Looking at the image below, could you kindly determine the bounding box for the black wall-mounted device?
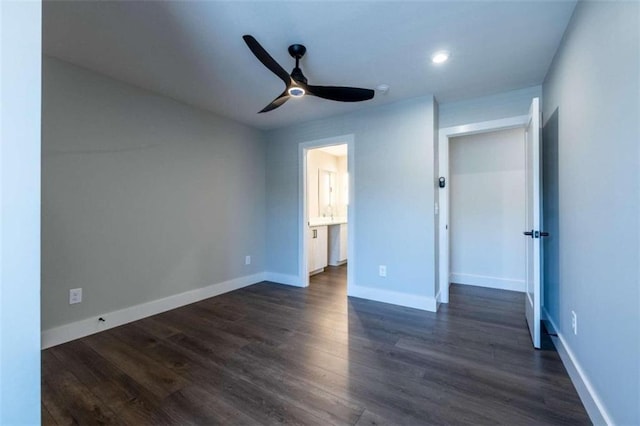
[439,177,446,188]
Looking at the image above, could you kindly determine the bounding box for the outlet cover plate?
[69,288,82,304]
[379,265,387,277]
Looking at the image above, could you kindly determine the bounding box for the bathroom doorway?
[299,135,354,291]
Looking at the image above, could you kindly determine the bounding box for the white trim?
[544,308,613,426]
[298,135,355,292]
[264,272,304,287]
[41,273,265,349]
[439,115,529,140]
[438,114,529,307]
[349,285,437,312]
[524,97,542,348]
[450,272,524,292]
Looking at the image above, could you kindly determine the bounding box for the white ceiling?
[43,1,576,130]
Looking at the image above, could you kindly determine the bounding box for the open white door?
[524,98,542,348]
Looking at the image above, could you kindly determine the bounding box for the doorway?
[438,98,543,348]
[438,115,529,304]
[299,135,354,291]
[448,128,526,293]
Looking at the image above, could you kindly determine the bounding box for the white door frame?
[438,115,528,304]
[299,134,355,291]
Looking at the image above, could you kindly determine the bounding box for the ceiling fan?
[242,35,375,113]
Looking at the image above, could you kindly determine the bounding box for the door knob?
[523,230,549,238]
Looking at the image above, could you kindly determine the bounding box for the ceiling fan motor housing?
[288,44,307,59]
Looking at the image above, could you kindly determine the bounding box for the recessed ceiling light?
[376,84,390,94]
[288,86,305,97]
[431,51,450,64]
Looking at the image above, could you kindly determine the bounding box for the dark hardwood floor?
[42,265,590,425]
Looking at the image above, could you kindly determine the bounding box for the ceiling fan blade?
[259,90,290,113]
[305,85,374,102]
[243,35,292,86]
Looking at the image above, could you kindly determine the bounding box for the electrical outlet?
[571,310,578,335]
[69,288,82,304]
[245,255,251,265]
[379,265,387,277]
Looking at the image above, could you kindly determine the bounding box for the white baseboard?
[450,272,524,292]
[543,308,612,425]
[41,272,265,349]
[263,272,304,287]
[348,284,437,312]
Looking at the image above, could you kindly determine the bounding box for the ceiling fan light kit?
[287,87,305,97]
[243,35,375,113]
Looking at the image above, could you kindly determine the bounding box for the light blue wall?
[0,1,42,423]
[42,57,267,330]
[542,1,639,423]
[266,97,436,301]
[439,85,541,128]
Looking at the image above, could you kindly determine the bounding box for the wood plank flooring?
[42,265,590,425]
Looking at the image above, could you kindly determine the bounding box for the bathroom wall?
[307,147,348,221]
[307,149,338,220]
[337,155,348,217]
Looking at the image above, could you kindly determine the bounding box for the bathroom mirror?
[318,169,336,217]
